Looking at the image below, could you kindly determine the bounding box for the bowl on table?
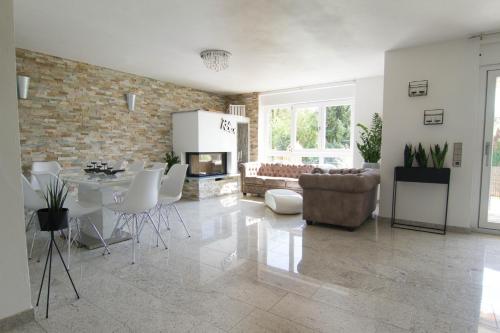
[103,169,125,175]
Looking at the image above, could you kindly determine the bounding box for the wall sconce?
[17,75,30,99]
[126,93,136,111]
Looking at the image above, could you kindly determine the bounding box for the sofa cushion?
[263,177,286,188]
[245,176,265,185]
[271,164,314,178]
[257,163,276,177]
[299,169,380,193]
[285,178,301,189]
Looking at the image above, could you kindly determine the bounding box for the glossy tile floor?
[10,195,500,332]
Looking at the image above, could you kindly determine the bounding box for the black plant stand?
[36,231,80,318]
[391,167,450,235]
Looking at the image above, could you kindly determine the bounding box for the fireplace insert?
[186,152,227,177]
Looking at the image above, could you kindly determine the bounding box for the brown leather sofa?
[239,162,314,196]
[299,168,380,229]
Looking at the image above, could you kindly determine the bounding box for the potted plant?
[37,179,69,231]
[415,143,429,168]
[404,144,415,168]
[430,142,448,168]
[164,151,180,174]
[356,113,383,169]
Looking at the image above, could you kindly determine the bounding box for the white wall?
[379,38,482,228]
[353,76,384,168]
[0,0,33,320]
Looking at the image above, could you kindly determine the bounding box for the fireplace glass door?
[186,152,227,177]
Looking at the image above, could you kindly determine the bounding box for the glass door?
[479,69,500,229]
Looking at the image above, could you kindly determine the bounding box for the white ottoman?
[265,189,303,214]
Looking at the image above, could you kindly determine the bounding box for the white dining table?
[60,170,136,249]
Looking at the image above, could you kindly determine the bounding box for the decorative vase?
[362,162,380,169]
[37,208,69,231]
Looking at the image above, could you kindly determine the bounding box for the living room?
[2,1,500,332]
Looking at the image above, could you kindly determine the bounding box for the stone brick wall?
[226,93,259,161]
[16,48,228,172]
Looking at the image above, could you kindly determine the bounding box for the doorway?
[479,68,500,230]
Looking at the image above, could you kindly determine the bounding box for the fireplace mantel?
[172,110,249,175]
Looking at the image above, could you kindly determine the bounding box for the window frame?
[264,98,354,166]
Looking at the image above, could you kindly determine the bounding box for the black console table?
[391,167,450,235]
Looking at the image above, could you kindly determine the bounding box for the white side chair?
[157,164,190,238]
[31,161,62,190]
[22,175,46,259]
[34,172,110,267]
[106,169,166,264]
[150,162,166,170]
[112,160,145,201]
[127,160,145,172]
[112,159,128,170]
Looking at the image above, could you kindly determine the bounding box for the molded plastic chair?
[112,159,128,170]
[31,161,62,190]
[157,164,190,237]
[22,175,46,259]
[127,160,145,173]
[106,169,166,263]
[33,172,110,267]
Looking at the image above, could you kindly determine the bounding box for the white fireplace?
[172,110,249,176]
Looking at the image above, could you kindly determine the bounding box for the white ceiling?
[13,0,500,94]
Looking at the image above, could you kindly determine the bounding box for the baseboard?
[0,308,34,331]
[376,216,472,234]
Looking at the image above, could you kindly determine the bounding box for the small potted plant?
[415,143,429,168]
[430,142,448,168]
[404,144,415,168]
[164,151,180,174]
[357,113,382,169]
[37,179,69,231]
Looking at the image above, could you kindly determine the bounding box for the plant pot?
[362,162,380,169]
[37,208,69,231]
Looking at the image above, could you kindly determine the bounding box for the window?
[269,108,292,151]
[265,101,353,167]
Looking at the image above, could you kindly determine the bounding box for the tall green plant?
[41,179,68,211]
[356,113,383,163]
[404,144,415,168]
[415,143,429,167]
[430,142,448,168]
[164,151,180,174]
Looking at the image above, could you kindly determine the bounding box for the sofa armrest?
[239,162,262,178]
[299,170,380,193]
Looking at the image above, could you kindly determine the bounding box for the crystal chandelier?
[200,49,231,72]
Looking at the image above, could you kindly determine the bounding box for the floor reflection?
[22,194,500,333]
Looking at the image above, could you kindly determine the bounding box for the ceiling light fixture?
[200,49,231,72]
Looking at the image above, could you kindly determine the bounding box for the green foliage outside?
[270,108,291,151]
[325,105,351,149]
[270,105,351,151]
[492,144,500,166]
[296,109,319,149]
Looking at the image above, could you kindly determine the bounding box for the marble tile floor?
[9,194,500,332]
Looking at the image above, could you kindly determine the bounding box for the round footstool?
[265,189,303,214]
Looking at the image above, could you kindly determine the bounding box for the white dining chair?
[150,162,167,170]
[106,169,166,264]
[31,161,62,190]
[127,160,145,172]
[34,172,111,268]
[112,159,128,170]
[22,175,46,259]
[156,164,190,238]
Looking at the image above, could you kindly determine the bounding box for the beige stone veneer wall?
[16,48,229,172]
[225,93,259,161]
